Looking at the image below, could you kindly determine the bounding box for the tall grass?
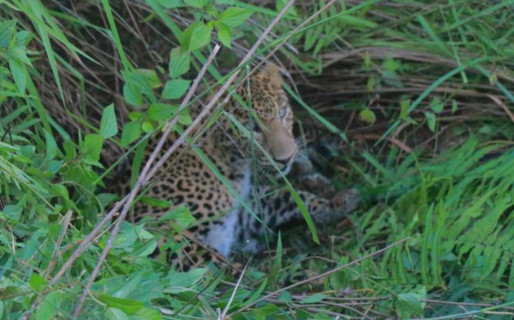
[1,0,514,319]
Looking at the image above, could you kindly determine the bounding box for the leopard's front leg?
[237,187,359,251]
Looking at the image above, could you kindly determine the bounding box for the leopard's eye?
[278,106,288,118]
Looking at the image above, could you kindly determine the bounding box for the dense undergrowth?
[1,0,514,318]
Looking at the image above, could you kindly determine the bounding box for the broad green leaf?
[451,99,458,113]
[184,0,205,8]
[106,308,129,320]
[29,273,47,292]
[140,69,161,89]
[159,205,195,229]
[179,109,193,125]
[399,98,410,119]
[429,96,444,113]
[425,111,436,132]
[139,196,172,208]
[300,293,325,304]
[180,22,212,52]
[219,7,253,27]
[142,121,154,133]
[36,291,60,320]
[63,140,76,160]
[162,79,191,99]
[216,23,232,48]
[82,134,104,162]
[397,290,425,317]
[100,104,118,138]
[157,0,183,9]
[123,69,159,94]
[129,111,142,121]
[9,57,27,93]
[15,30,33,47]
[45,130,57,160]
[123,83,143,106]
[148,103,178,121]
[0,20,16,48]
[131,307,162,320]
[359,108,376,124]
[99,294,144,314]
[164,268,207,294]
[121,120,142,146]
[169,48,190,78]
[278,291,292,303]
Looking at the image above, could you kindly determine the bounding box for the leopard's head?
[234,64,298,173]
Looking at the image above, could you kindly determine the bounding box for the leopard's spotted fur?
[113,65,360,270]
[36,63,360,270]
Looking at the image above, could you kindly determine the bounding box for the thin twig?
[44,210,73,280]
[230,237,409,316]
[218,260,250,320]
[72,45,221,318]
[487,94,514,124]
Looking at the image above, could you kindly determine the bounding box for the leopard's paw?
[299,173,336,197]
[329,188,360,213]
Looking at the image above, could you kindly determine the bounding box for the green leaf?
[180,21,212,52]
[359,108,376,124]
[30,273,47,292]
[276,0,298,17]
[121,120,142,147]
[399,98,410,119]
[63,140,76,160]
[429,96,444,113]
[169,48,190,78]
[140,69,161,89]
[179,109,193,125]
[139,196,172,208]
[9,57,27,93]
[164,268,207,294]
[106,308,129,320]
[100,104,118,138]
[131,307,162,320]
[99,294,144,315]
[219,7,253,27]
[159,205,195,229]
[123,83,143,106]
[451,99,458,113]
[300,293,325,304]
[142,121,154,133]
[425,112,436,132]
[397,290,425,317]
[157,0,183,9]
[0,20,16,48]
[162,79,191,99]
[216,23,232,48]
[278,291,292,303]
[36,291,60,320]
[82,134,104,162]
[184,0,205,8]
[45,130,58,160]
[129,111,142,121]
[148,103,178,121]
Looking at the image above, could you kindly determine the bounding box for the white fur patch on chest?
[200,166,251,257]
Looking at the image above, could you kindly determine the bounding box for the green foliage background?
[1,0,514,318]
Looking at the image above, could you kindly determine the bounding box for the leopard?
[118,64,361,270]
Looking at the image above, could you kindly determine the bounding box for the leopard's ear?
[259,62,283,87]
